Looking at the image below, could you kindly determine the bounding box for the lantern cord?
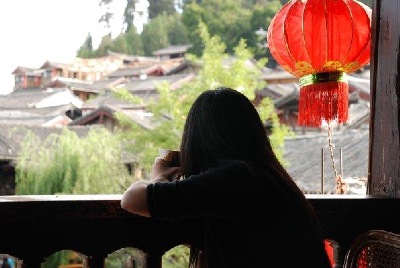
[328,122,347,194]
[327,122,338,179]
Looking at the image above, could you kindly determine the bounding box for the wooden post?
[321,148,324,194]
[368,0,400,197]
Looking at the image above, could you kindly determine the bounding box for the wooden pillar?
[145,254,162,268]
[87,254,106,268]
[368,0,400,196]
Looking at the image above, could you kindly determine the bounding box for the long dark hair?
[179,87,319,267]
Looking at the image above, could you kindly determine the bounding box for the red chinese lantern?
[267,0,372,127]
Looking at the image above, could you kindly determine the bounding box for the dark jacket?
[147,160,331,268]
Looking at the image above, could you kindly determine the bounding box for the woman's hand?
[120,156,182,217]
[150,157,182,182]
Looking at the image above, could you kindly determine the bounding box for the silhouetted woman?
[121,87,331,267]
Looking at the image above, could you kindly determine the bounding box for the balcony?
[1,194,400,267]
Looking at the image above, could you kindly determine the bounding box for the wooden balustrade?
[1,194,400,267]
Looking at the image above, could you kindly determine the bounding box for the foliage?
[248,1,282,60]
[141,13,189,56]
[166,14,190,45]
[162,245,190,268]
[114,21,291,175]
[124,26,145,55]
[148,0,177,19]
[181,0,284,58]
[76,33,96,58]
[41,250,73,268]
[96,33,115,57]
[123,0,137,32]
[112,33,130,54]
[105,248,146,268]
[243,0,278,8]
[15,127,133,195]
[41,250,87,268]
[87,0,281,61]
[182,0,253,55]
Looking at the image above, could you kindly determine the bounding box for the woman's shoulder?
[214,159,250,170]
[206,159,258,178]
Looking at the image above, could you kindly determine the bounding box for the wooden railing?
[1,194,400,267]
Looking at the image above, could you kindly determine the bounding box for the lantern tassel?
[298,72,349,127]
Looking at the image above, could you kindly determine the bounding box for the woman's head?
[180,87,277,177]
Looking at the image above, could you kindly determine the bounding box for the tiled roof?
[152,44,192,56]
[119,109,155,130]
[69,105,115,126]
[261,68,297,81]
[0,89,82,126]
[107,50,159,63]
[284,129,369,194]
[0,131,19,160]
[81,91,144,110]
[70,105,155,130]
[125,73,194,93]
[0,89,62,109]
[0,106,74,126]
[11,66,38,75]
[346,99,370,129]
[90,77,128,90]
[108,66,146,78]
[43,77,92,89]
[44,77,128,93]
[107,58,189,78]
[40,60,68,69]
[348,77,370,100]
[272,85,299,109]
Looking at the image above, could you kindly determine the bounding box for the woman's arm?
[120,157,181,217]
[120,180,152,217]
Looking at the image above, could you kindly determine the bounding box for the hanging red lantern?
[267,0,371,127]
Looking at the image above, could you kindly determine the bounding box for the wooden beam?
[368,0,400,196]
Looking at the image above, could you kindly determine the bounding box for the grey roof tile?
[81,92,143,110]
[284,129,369,194]
[152,44,192,56]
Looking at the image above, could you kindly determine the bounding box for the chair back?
[343,229,400,268]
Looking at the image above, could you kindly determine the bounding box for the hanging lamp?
[267,0,372,127]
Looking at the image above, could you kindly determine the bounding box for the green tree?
[249,1,282,61]
[140,13,173,56]
[243,0,275,8]
[182,0,252,55]
[77,33,96,58]
[15,127,132,195]
[96,33,115,57]
[115,21,291,174]
[148,0,176,19]
[124,26,145,55]
[179,3,204,56]
[112,33,130,54]
[123,0,137,32]
[166,14,190,45]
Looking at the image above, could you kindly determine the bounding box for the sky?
[0,0,148,95]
